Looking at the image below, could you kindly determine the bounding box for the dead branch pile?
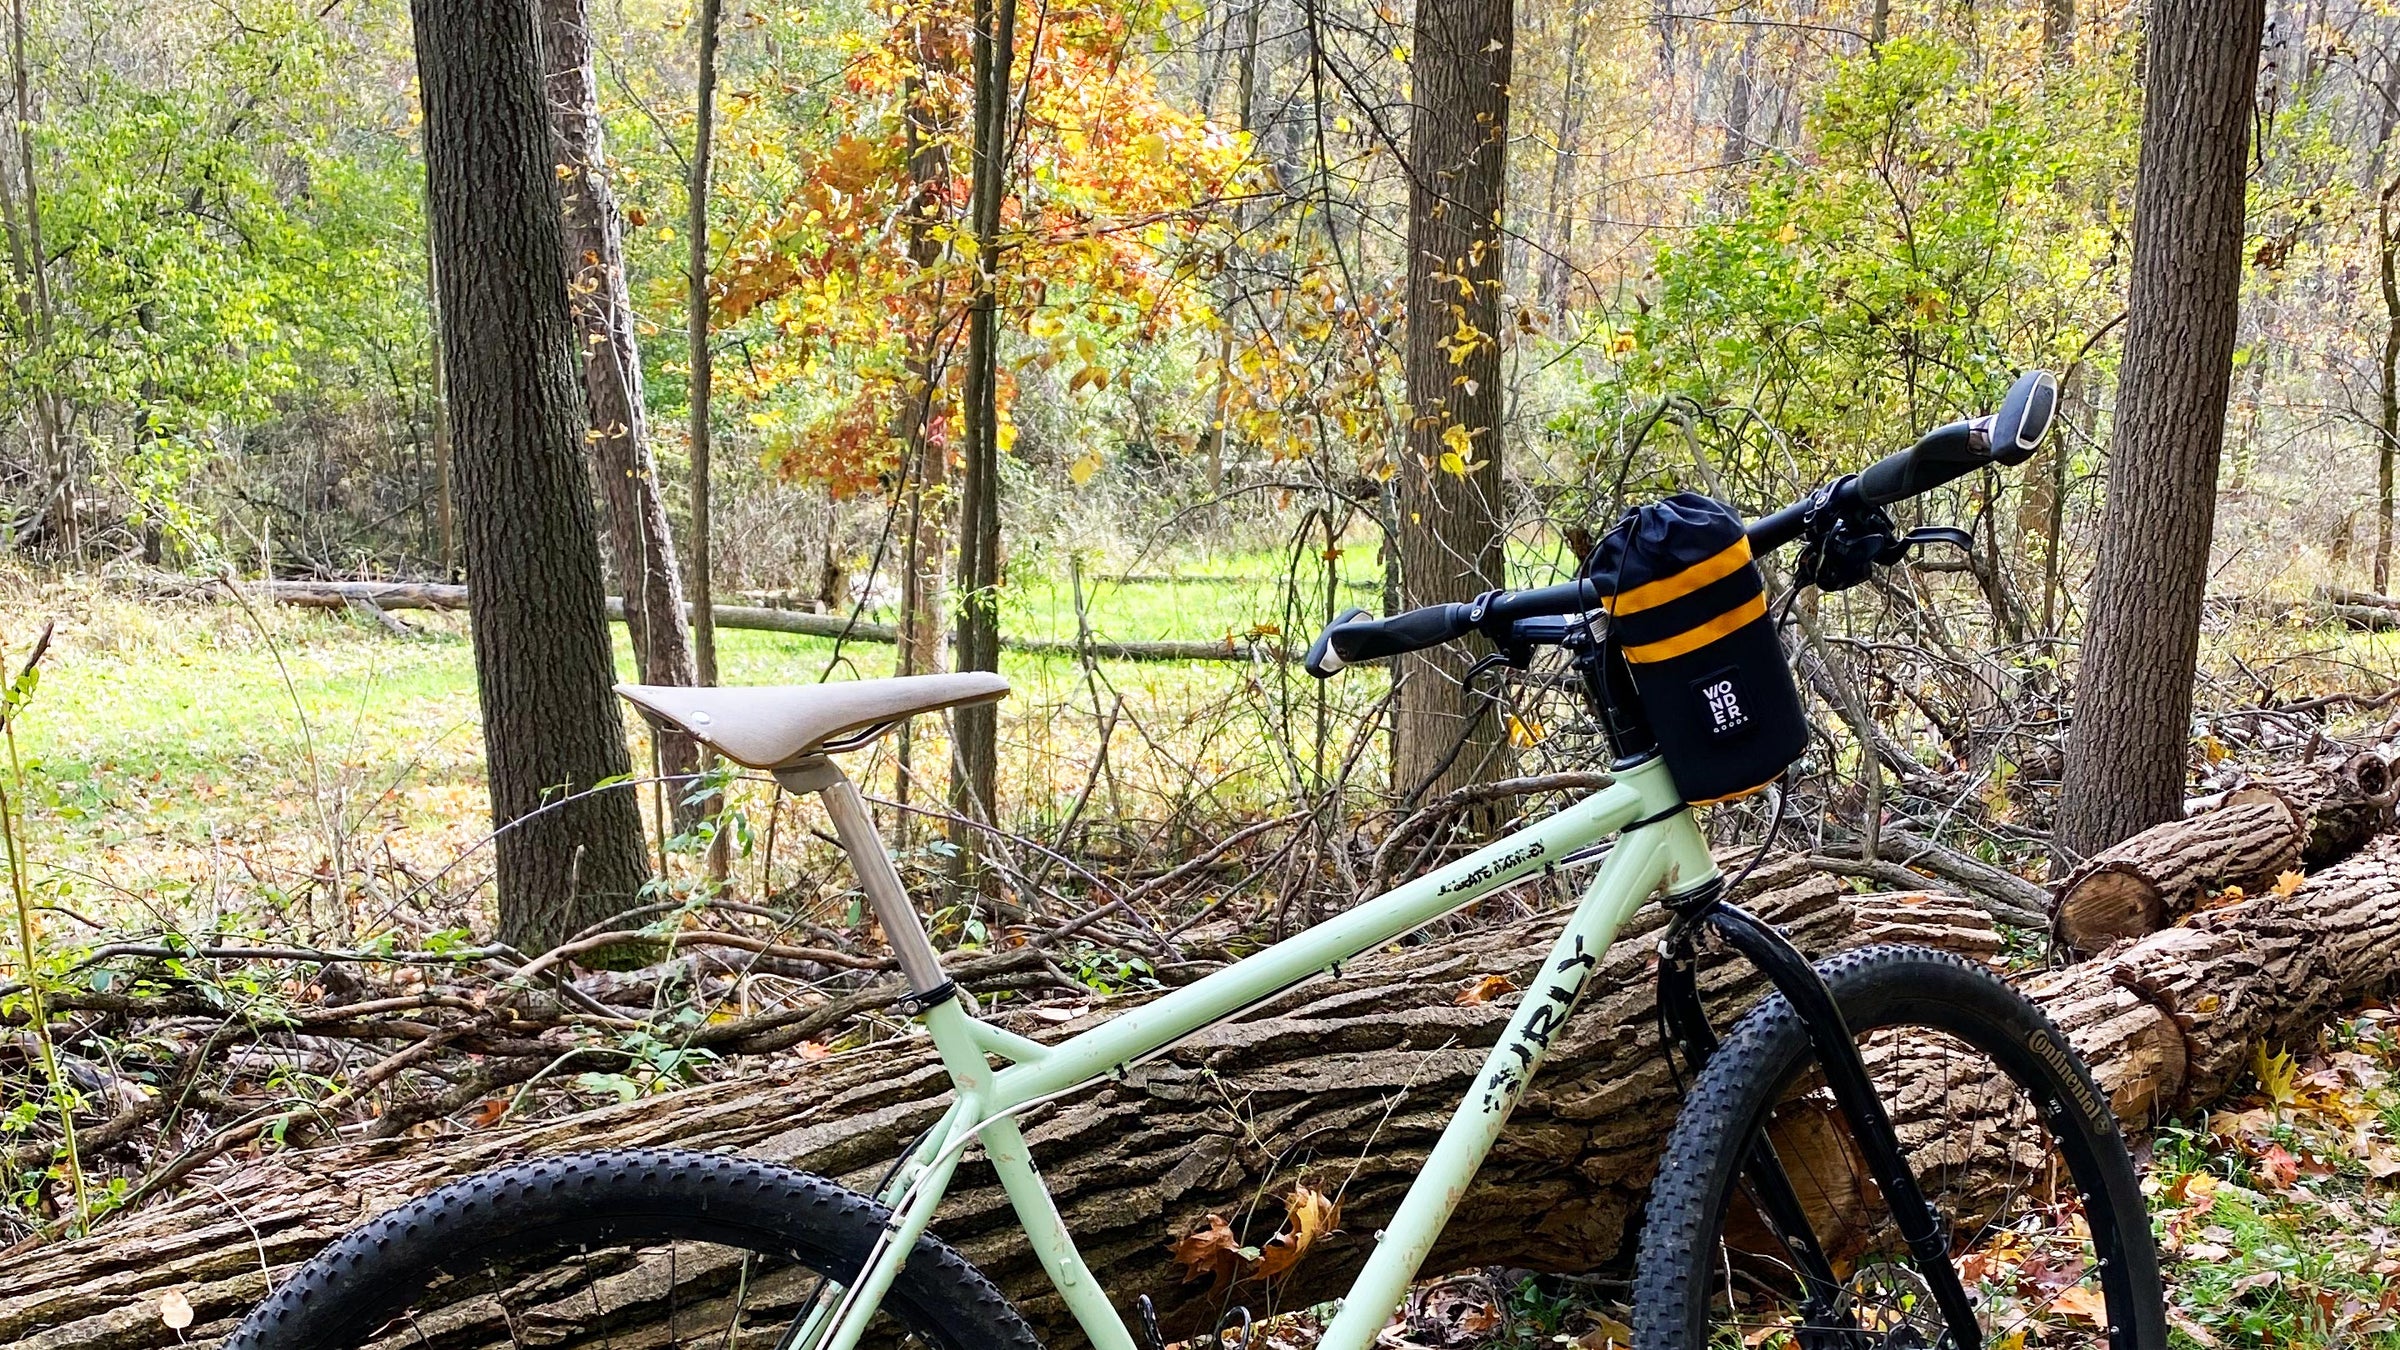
[14,827,2400,1348]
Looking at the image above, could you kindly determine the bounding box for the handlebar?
[1304,370,2058,679]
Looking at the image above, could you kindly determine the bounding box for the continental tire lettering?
[2027,1028,2110,1125]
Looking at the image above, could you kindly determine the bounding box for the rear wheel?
[226,1148,1041,1350]
[1632,946,2165,1348]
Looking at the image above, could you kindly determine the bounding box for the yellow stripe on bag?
[1609,536,1754,616]
[1621,593,1769,663]
[1691,773,1779,806]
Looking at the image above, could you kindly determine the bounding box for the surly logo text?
[1478,935,1600,1112]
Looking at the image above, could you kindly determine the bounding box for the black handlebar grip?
[1853,420,1990,506]
[1304,607,1374,678]
[1988,369,2060,467]
[1306,602,1481,678]
[1337,603,1477,659]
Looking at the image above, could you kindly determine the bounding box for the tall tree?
[540,0,703,804]
[411,0,651,948]
[1393,0,1513,806]
[951,0,1016,842]
[2055,0,2263,858]
[687,0,725,688]
[893,13,955,828]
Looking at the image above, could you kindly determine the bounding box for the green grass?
[0,559,1391,934]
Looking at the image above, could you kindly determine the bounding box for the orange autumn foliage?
[707,0,1245,498]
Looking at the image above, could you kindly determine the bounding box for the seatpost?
[774,757,954,1002]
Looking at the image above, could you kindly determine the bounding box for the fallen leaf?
[2051,1284,2109,1323]
[1169,1214,1246,1295]
[2257,1143,2301,1191]
[1252,1184,1342,1282]
[1455,974,1518,1006]
[1578,1313,1636,1348]
[2273,869,2305,899]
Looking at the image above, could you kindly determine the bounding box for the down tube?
[1317,813,1710,1350]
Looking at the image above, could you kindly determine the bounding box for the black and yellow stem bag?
[1583,493,1808,804]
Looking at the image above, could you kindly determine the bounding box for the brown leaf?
[2051,1284,2109,1323]
[1455,974,1518,1006]
[2257,1143,2301,1191]
[1168,1214,1246,1295]
[1251,1184,1342,1283]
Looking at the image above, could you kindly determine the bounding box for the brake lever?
[1898,526,1974,556]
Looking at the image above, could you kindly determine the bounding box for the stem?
[0,624,86,1231]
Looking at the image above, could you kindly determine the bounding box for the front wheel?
[1633,945,2165,1348]
[226,1148,1042,1350]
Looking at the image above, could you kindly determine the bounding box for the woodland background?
[4,0,2400,1343]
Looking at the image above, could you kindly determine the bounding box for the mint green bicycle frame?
[774,750,1719,1350]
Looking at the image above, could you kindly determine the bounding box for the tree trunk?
[951,0,1016,856]
[1394,0,1512,809]
[410,0,650,951]
[893,21,956,834]
[2055,0,2262,859]
[541,0,704,810]
[2043,0,2074,52]
[2378,176,2398,592]
[687,0,724,689]
[2052,752,2396,956]
[6,0,62,558]
[21,838,2400,1348]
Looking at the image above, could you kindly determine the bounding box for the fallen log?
[243,580,1290,665]
[2052,750,2396,957]
[2218,752,2396,867]
[2319,584,2400,613]
[0,862,1858,1348]
[11,844,2400,1349]
[2051,798,2303,957]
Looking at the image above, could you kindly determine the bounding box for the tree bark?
[1394,0,1512,809]
[19,838,2400,1347]
[410,0,651,951]
[687,0,725,689]
[540,0,704,808]
[2055,0,2262,859]
[893,18,957,833]
[951,0,1016,856]
[2051,798,2302,957]
[2220,753,2398,867]
[2378,175,2398,591]
[2053,752,2396,955]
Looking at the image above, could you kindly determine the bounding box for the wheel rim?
[1701,1019,2136,1349]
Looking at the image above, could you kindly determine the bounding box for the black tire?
[225,1147,1043,1350]
[1633,945,2165,1349]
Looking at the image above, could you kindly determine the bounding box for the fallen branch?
[239,580,1292,664]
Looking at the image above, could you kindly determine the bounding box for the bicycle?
[227,369,2164,1350]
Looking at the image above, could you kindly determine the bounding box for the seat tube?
[776,758,950,997]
